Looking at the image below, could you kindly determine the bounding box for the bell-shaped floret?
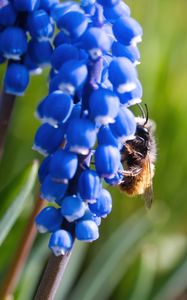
[95,145,120,178]
[79,209,101,226]
[41,175,68,202]
[81,0,96,15]
[4,63,30,95]
[104,162,124,185]
[0,1,17,26]
[98,0,120,7]
[89,88,120,125]
[33,123,65,156]
[78,170,101,203]
[103,1,130,23]
[89,189,112,217]
[51,44,79,71]
[108,57,137,93]
[0,27,27,60]
[97,125,119,147]
[49,229,73,256]
[28,39,53,66]
[35,207,63,233]
[39,0,59,11]
[66,118,96,155]
[49,149,78,180]
[61,195,86,222]
[58,11,88,41]
[64,103,81,128]
[82,27,111,60]
[112,42,140,65]
[75,220,99,241]
[53,31,71,47]
[110,107,136,142]
[38,91,73,126]
[38,156,51,183]
[14,0,40,11]
[50,60,88,95]
[23,53,42,75]
[117,79,142,106]
[27,9,54,41]
[113,16,143,46]
[51,2,80,23]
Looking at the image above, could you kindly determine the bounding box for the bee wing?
[121,166,142,177]
[143,154,154,209]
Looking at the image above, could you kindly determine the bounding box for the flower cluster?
[0,0,61,95]
[34,0,143,256]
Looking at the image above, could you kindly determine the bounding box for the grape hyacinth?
[34,0,143,256]
[0,0,61,95]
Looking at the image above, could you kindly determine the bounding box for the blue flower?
[4,63,30,95]
[39,0,59,12]
[41,175,68,202]
[82,27,111,60]
[14,0,41,11]
[95,145,121,178]
[61,195,86,222]
[28,39,53,66]
[0,1,17,26]
[103,1,130,23]
[37,91,73,126]
[58,11,88,41]
[117,79,142,106]
[49,229,73,256]
[75,220,99,241]
[33,0,144,254]
[33,123,65,156]
[0,27,28,60]
[66,118,96,154]
[51,44,79,71]
[38,156,51,183]
[113,16,143,46]
[97,125,119,147]
[112,41,140,65]
[50,60,88,95]
[49,149,78,181]
[35,206,63,233]
[89,87,120,124]
[89,189,112,217]
[110,107,136,142]
[109,57,137,93]
[78,170,101,203]
[26,9,54,41]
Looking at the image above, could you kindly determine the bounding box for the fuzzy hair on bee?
[119,111,156,209]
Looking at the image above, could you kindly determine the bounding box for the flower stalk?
[34,248,73,300]
[34,54,104,299]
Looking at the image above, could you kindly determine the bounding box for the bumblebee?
[120,105,156,209]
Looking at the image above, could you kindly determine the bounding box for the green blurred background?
[1,0,187,299]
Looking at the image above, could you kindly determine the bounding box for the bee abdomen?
[120,174,145,196]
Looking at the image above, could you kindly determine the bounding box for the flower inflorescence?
[0,0,61,95]
[33,0,143,256]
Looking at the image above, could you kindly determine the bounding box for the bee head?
[136,124,149,141]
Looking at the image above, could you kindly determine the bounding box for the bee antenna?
[137,103,146,119]
[144,103,149,125]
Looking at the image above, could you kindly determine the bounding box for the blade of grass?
[152,256,187,300]
[129,245,157,300]
[15,236,50,300]
[0,160,38,246]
